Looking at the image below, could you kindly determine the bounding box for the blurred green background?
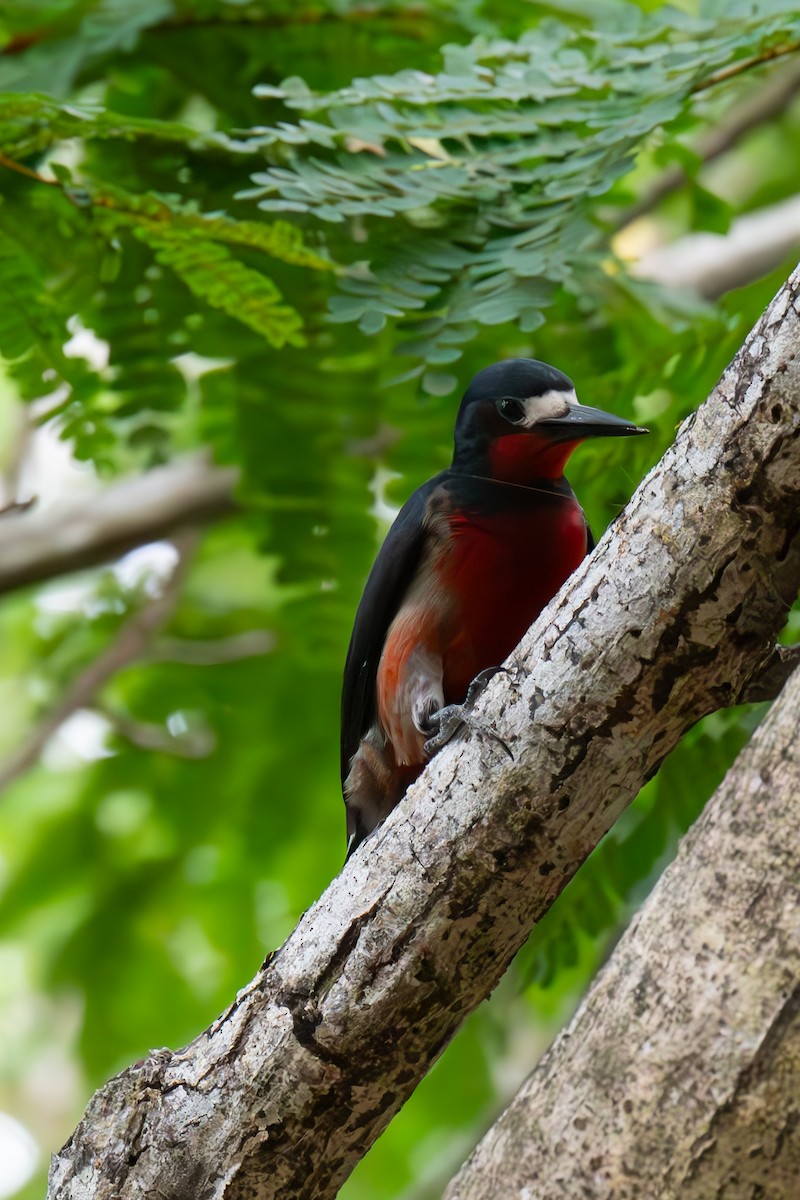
[1,1,799,1196]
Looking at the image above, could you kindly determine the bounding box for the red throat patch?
[488,433,581,483]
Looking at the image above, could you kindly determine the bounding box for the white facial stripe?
[521,387,578,426]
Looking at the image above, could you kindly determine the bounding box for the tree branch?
[48,263,800,1200]
[691,40,800,94]
[618,59,800,228]
[0,456,236,597]
[148,630,275,665]
[737,641,800,703]
[96,702,216,759]
[633,193,800,298]
[0,532,198,795]
[446,660,800,1199]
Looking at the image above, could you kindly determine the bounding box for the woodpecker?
[341,358,647,856]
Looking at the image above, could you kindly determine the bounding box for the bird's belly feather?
[439,502,587,700]
[375,497,587,771]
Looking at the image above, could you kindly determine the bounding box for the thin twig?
[0,150,59,185]
[0,6,433,57]
[0,499,36,517]
[691,41,800,94]
[149,630,275,666]
[618,59,800,229]
[156,5,431,36]
[96,703,216,759]
[1,404,35,513]
[0,531,199,795]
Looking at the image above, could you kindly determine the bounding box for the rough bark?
[48,265,800,1200]
[447,662,800,1200]
[0,456,237,595]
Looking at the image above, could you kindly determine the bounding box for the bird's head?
[452,358,648,483]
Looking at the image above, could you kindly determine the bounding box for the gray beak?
[537,402,648,442]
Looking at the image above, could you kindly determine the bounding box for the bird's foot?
[422,666,513,758]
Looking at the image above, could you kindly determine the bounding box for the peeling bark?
[447,662,800,1200]
[48,264,800,1200]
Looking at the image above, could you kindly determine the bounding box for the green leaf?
[135,227,306,347]
[690,182,733,234]
[239,3,800,367]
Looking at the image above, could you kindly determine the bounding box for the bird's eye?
[496,397,527,425]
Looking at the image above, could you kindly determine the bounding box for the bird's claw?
[422,703,466,755]
[422,666,513,758]
[463,665,510,707]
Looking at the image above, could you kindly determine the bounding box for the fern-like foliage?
[4,4,797,390]
[0,92,247,158]
[0,204,99,407]
[0,0,481,97]
[136,227,305,347]
[2,7,800,1193]
[82,181,335,271]
[242,0,800,386]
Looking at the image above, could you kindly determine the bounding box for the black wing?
[340,474,441,787]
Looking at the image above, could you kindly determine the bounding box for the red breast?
[437,499,588,702]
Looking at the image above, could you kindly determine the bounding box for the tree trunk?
[49,265,800,1200]
[447,661,800,1200]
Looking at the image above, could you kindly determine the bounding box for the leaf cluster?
[1,2,799,1197]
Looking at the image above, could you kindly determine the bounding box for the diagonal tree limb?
[634,193,800,298]
[690,40,800,96]
[618,58,800,229]
[147,630,275,665]
[0,456,237,597]
[447,659,800,1199]
[0,531,198,795]
[49,263,800,1200]
[94,701,216,760]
